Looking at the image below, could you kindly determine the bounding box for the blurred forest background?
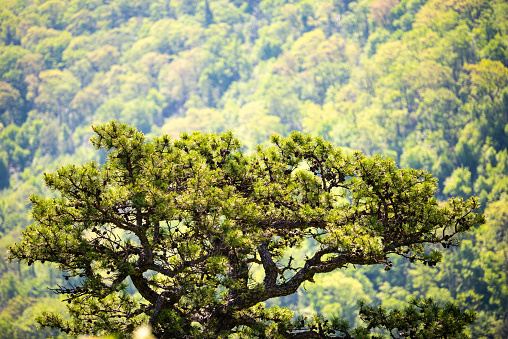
[0,0,507,337]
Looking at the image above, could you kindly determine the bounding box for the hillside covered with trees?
[0,0,507,337]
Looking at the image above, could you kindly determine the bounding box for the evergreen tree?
[8,121,483,338]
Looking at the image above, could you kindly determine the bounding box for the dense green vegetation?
[0,0,506,337]
[8,122,483,337]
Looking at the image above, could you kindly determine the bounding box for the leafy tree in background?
[0,0,507,336]
[9,121,483,338]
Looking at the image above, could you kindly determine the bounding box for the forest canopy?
[0,0,507,337]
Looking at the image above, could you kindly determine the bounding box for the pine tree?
[8,121,483,338]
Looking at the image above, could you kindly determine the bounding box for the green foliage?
[357,297,476,338]
[281,270,374,327]
[8,121,483,338]
[0,0,507,337]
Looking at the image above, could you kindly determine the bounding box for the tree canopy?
[1,0,507,336]
[9,121,483,338]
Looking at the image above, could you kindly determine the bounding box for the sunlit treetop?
[8,121,483,338]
